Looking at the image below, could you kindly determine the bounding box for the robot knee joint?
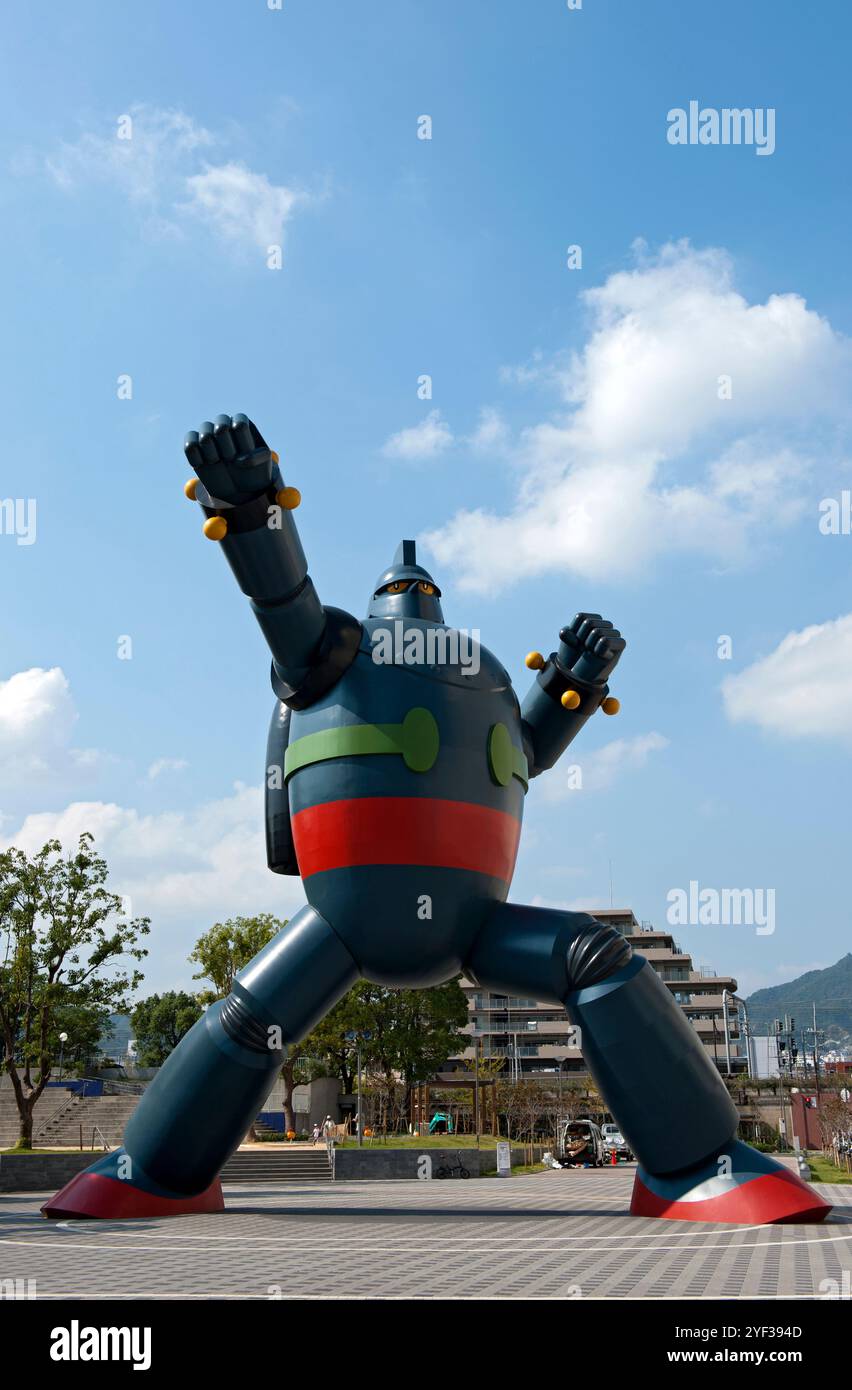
[220,990,282,1055]
[564,919,632,990]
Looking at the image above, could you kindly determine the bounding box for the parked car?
[558,1119,605,1167]
[600,1122,634,1160]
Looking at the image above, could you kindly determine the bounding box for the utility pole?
[722,990,733,1076]
[474,1034,481,1147]
[739,997,752,1080]
[812,1002,821,1100]
[345,1029,372,1147]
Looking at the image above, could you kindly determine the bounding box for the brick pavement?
[1,1166,849,1300]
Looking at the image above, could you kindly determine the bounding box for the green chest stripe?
[284,707,439,779]
[283,708,528,790]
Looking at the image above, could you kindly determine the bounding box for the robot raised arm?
[520,613,625,777]
[184,414,360,708]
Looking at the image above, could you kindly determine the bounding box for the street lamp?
[58,1032,68,1083]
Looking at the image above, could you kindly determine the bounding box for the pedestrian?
[311,1123,320,1146]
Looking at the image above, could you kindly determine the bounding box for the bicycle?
[435,1152,471,1179]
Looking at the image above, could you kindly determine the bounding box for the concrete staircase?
[0,1086,140,1149]
[34,1092,140,1148]
[221,1147,333,1184]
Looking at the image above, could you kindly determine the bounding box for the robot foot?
[40,1148,224,1220]
[630,1139,832,1225]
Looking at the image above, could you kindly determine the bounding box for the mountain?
[745,954,852,1048]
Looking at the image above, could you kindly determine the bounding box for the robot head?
[368,539,444,622]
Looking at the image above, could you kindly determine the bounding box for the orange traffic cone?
[610,1148,617,1166]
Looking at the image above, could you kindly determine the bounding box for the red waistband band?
[291,795,521,882]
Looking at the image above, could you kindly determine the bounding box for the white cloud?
[722,613,852,742]
[499,350,549,387]
[44,103,307,254]
[183,162,306,251]
[147,757,189,781]
[540,731,669,800]
[424,240,851,592]
[0,667,100,785]
[0,785,304,934]
[381,409,454,460]
[467,407,510,453]
[46,105,213,204]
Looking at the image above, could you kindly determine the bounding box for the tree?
[189,915,283,1137]
[495,1079,546,1142]
[461,1054,505,1134]
[300,979,470,1127]
[819,1094,852,1156]
[188,914,282,1004]
[131,992,203,1067]
[0,834,149,1148]
[389,983,470,1098]
[302,990,363,1095]
[51,998,113,1078]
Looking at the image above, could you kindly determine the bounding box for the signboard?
[496,1142,512,1177]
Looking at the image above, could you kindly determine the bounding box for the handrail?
[33,1090,79,1140]
[81,1076,145,1095]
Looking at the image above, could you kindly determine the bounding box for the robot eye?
[418,582,435,595]
[384,581,407,593]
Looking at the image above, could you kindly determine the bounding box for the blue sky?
[1,0,850,999]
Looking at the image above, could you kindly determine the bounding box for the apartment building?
[453,907,747,1078]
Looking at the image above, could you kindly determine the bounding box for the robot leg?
[465,903,830,1224]
[42,906,358,1219]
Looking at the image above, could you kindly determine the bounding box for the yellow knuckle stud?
[270,451,280,465]
[184,478,199,500]
[561,689,581,710]
[525,651,545,670]
[202,516,228,541]
[276,486,301,510]
[602,696,621,716]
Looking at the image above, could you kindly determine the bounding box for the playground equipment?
[428,1112,454,1135]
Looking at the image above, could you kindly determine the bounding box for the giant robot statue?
[44,414,829,1224]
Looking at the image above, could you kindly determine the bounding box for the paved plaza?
[1,1166,850,1300]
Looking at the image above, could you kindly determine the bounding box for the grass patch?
[337,1134,523,1150]
[0,1146,75,1155]
[806,1154,852,1185]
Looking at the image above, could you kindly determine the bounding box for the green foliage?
[0,833,150,1146]
[131,991,203,1066]
[745,953,852,1041]
[188,914,284,1004]
[303,978,469,1093]
[50,998,113,1076]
